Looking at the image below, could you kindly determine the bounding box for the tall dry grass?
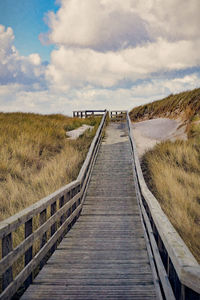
[129,88,200,122]
[0,112,100,221]
[142,126,200,262]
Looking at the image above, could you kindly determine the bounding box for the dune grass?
[0,112,100,222]
[142,132,200,262]
[129,88,200,122]
[130,87,200,262]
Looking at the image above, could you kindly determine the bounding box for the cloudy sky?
[0,0,200,115]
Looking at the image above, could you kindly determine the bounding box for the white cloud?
[46,38,200,89]
[46,0,200,50]
[29,54,41,66]
[46,0,149,50]
[0,74,199,114]
[0,25,44,85]
[141,0,200,41]
[44,0,200,90]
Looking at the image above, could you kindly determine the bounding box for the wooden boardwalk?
[22,122,158,300]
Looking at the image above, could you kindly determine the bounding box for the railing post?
[66,190,72,232]
[71,188,77,226]
[2,233,13,290]
[59,196,65,227]
[50,201,57,253]
[24,218,33,287]
[39,209,47,269]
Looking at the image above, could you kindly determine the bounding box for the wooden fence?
[0,111,108,300]
[73,110,106,118]
[110,110,127,120]
[127,113,200,300]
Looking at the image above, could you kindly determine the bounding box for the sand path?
[132,118,187,158]
[67,124,94,139]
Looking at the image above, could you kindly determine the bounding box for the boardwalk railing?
[110,110,127,120]
[73,110,106,118]
[127,113,200,300]
[0,110,108,300]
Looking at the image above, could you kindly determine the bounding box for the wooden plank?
[24,218,33,287]
[39,209,47,269]
[2,233,13,290]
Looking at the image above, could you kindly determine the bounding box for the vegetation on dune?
[130,88,200,262]
[0,112,101,222]
[142,137,200,262]
[129,88,200,122]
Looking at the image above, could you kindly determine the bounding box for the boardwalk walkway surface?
[22,122,157,300]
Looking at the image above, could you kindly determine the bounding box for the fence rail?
[0,110,108,300]
[127,113,200,300]
[110,110,127,120]
[73,110,106,118]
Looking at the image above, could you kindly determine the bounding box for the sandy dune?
[132,118,187,158]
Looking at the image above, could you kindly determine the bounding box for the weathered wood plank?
[2,233,13,290]
[24,218,33,287]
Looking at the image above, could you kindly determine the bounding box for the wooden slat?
[39,209,47,269]
[2,233,13,290]
[24,219,33,287]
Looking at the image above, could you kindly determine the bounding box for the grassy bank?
[0,112,100,222]
[142,136,200,262]
[129,88,200,122]
[130,88,200,262]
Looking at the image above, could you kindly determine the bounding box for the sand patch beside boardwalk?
[66,124,94,139]
[132,118,187,158]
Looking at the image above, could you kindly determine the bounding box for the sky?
[0,0,200,116]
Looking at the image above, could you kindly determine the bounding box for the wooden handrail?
[110,110,127,120]
[127,113,200,299]
[73,110,106,118]
[0,110,108,300]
